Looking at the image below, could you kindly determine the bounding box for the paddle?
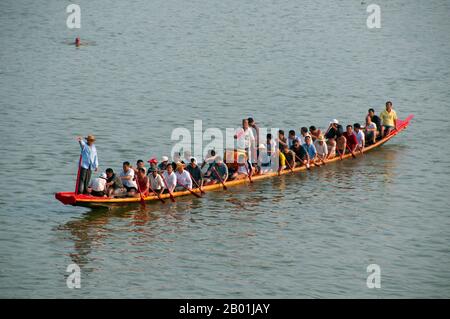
[212,166,228,190]
[160,173,176,202]
[187,170,205,194]
[177,183,202,198]
[75,154,82,195]
[148,175,165,204]
[336,148,344,160]
[245,162,253,183]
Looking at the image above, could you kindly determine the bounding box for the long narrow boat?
[55,115,413,208]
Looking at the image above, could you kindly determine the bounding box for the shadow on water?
[56,199,203,267]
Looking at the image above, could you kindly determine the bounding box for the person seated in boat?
[87,172,107,197]
[161,164,177,193]
[157,156,170,172]
[309,126,322,142]
[325,119,340,138]
[302,136,317,168]
[314,135,328,164]
[280,144,296,170]
[266,133,276,157]
[205,156,229,185]
[105,168,126,198]
[287,130,300,148]
[120,161,138,196]
[146,158,158,175]
[229,153,251,180]
[133,159,146,175]
[278,148,286,172]
[224,150,247,180]
[148,167,164,194]
[364,116,378,145]
[201,149,217,178]
[186,157,203,189]
[366,108,382,138]
[136,168,150,197]
[291,139,308,167]
[299,127,311,145]
[258,144,272,174]
[174,162,192,191]
[379,101,398,137]
[277,130,288,149]
[336,131,347,157]
[343,125,358,154]
[353,123,365,154]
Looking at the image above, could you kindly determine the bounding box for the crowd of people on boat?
[77,102,398,198]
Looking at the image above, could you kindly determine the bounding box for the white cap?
[330,119,339,124]
[100,172,107,179]
[258,143,266,149]
[161,156,169,162]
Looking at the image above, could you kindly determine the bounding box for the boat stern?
[55,192,77,205]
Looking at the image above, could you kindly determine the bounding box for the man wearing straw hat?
[76,135,99,194]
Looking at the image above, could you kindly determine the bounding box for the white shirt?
[120,168,137,188]
[355,130,365,147]
[162,171,177,192]
[314,140,328,157]
[89,177,106,192]
[366,122,377,131]
[235,127,255,149]
[175,170,192,189]
[149,174,164,190]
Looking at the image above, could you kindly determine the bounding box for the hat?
[190,157,197,163]
[258,143,266,150]
[176,162,185,169]
[161,156,169,162]
[86,134,96,142]
[147,157,158,164]
[317,135,325,142]
[330,119,339,124]
[99,172,107,179]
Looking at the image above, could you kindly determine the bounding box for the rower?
[148,167,164,194]
[205,156,228,185]
[157,156,169,171]
[281,144,295,169]
[299,127,311,145]
[353,123,365,153]
[343,125,358,153]
[186,157,203,188]
[161,164,177,193]
[303,136,317,167]
[291,139,308,166]
[134,159,146,175]
[136,168,150,197]
[314,135,328,163]
[120,161,138,196]
[287,130,300,148]
[174,162,192,191]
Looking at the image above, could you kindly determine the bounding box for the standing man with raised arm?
[76,135,98,194]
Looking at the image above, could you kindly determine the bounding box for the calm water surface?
[1,0,450,298]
